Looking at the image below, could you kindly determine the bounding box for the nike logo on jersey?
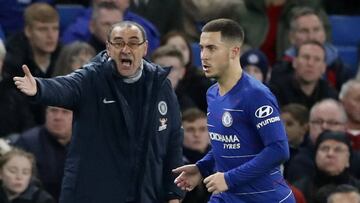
[103,98,115,104]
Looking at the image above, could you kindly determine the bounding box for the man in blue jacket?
[14,21,184,203]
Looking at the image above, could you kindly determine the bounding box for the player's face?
[315,139,350,176]
[107,25,148,77]
[200,32,231,80]
[293,44,326,83]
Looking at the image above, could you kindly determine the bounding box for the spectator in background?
[2,2,61,79]
[0,40,35,138]
[62,0,160,54]
[152,45,196,111]
[0,0,55,37]
[160,31,213,112]
[270,41,338,109]
[339,79,360,151]
[2,3,61,125]
[286,99,360,183]
[0,148,55,203]
[181,108,210,169]
[130,0,183,35]
[52,41,95,76]
[272,7,351,90]
[281,103,309,179]
[240,49,270,83]
[293,131,360,203]
[87,1,123,53]
[181,108,210,203]
[13,106,72,202]
[181,0,246,43]
[237,0,329,65]
[327,184,360,203]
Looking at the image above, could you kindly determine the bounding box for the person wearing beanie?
[294,131,360,203]
[240,49,269,83]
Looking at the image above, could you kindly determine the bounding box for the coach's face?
[107,25,148,77]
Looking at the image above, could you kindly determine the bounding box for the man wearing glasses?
[13,21,184,203]
[286,99,360,183]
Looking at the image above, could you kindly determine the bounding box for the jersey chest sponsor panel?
[207,95,264,170]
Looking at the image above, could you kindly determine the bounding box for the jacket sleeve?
[162,80,186,200]
[32,68,88,110]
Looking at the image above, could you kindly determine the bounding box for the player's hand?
[203,172,228,194]
[172,164,202,191]
[13,65,37,96]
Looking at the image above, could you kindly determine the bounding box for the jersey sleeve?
[196,150,215,178]
[246,88,287,145]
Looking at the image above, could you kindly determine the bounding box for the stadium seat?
[56,4,86,34]
[336,46,359,75]
[329,15,360,74]
[191,42,202,68]
[329,15,360,46]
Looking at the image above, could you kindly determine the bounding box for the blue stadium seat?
[336,46,359,75]
[329,15,360,46]
[191,42,202,68]
[56,4,86,34]
[329,15,360,74]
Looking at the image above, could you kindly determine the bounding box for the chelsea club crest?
[222,111,233,127]
[158,101,167,115]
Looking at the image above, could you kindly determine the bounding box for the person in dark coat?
[0,148,54,203]
[13,21,184,203]
[13,106,73,202]
[293,131,360,203]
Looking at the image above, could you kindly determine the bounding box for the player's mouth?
[203,65,210,71]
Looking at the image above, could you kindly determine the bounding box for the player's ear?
[230,46,241,59]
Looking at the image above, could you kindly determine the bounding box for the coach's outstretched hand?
[13,65,37,96]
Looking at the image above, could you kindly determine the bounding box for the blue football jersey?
[197,73,295,203]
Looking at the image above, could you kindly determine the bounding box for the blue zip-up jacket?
[32,51,184,203]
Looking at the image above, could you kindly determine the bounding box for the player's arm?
[224,89,290,190]
[224,140,289,190]
[196,149,215,178]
